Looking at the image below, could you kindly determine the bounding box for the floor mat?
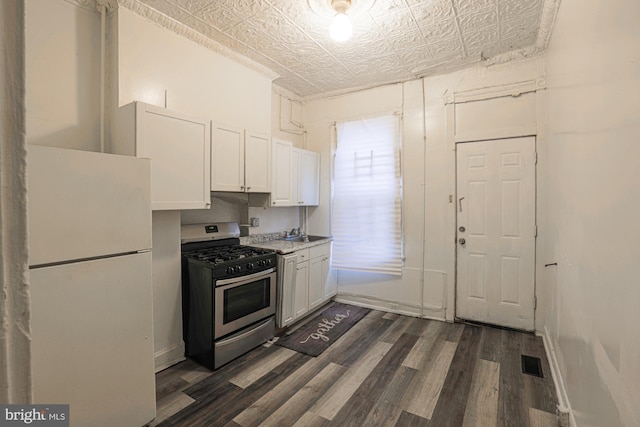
[275,302,370,357]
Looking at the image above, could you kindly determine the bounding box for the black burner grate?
[186,245,274,264]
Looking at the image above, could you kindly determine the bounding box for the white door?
[455,136,536,330]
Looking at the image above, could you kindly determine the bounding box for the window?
[331,114,403,276]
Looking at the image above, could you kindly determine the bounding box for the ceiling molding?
[272,85,303,104]
[302,79,407,103]
[117,0,280,82]
[535,0,562,50]
[484,0,560,67]
[63,0,98,13]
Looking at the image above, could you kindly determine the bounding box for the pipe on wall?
[95,0,113,153]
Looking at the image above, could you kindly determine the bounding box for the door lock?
[458,238,466,245]
[459,226,466,233]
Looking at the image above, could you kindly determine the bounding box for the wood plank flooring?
[153,308,558,427]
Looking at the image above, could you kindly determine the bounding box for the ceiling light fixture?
[329,0,353,42]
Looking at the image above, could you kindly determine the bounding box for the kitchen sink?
[277,235,328,243]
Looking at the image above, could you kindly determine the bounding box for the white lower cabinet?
[277,242,332,328]
[294,260,309,319]
[277,253,296,328]
[309,244,330,310]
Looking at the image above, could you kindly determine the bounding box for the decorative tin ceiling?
[135,0,558,98]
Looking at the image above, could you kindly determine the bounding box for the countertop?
[240,233,333,255]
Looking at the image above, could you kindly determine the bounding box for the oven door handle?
[217,317,274,346]
[216,267,276,286]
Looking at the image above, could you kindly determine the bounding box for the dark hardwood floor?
[152,307,558,426]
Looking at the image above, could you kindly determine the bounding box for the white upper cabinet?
[271,139,293,206]
[211,123,271,193]
[272,143,320,207]
[113,101,211,211]
[245,131,271,193]
[291,148,320,206]
[298,149,320,206]
[211,124,244,192]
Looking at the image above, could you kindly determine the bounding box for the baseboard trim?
[538,327,575,427]
[335,292,446,321]
[154,342,185,373]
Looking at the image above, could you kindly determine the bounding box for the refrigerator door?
[31,252,155,427]
[27,145,151,266]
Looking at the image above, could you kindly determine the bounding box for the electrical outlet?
[250,217,260,227]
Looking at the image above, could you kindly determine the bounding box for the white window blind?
[331,114,403,276]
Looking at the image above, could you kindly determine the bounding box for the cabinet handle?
[247,187,251,190]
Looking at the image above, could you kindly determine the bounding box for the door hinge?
[534,151,538,164]
[534,295,537,310]
[534,225,537,237]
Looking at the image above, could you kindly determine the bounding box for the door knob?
[458,238,466,245]
[459,226,466,233]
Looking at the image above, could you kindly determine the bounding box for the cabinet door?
[294,261,309,319]
[291,148,301,205]
[138,103,211,210]
[245,131,271,193]
[309,255,324,310]
[322,255,336,299]
[277,253,297,327]
[271,139,293,206]
[211,123,244,192]
[299,150,320,206]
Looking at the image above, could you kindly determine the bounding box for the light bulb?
[330,12,352,42]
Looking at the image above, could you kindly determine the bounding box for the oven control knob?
[234,265,242,273]
[247,262,255,270]
[258,260,265,267]
[226,267,234,274]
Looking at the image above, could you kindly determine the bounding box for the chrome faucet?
[288,227,301,237]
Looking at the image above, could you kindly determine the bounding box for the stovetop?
[180,223,277,280]
[184,245,275,265]
[182,243,277,280]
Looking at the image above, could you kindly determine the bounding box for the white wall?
[150,211,183,372]
[116,7,271,134]
[305,83,429,316]
[25,0,101,151]
[305,58,544,319]
[539,0,640,425]
[113,4,304,368]
[116,8,302,236]
[271,89,304,148]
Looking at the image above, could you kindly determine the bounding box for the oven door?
[214,268,276,338]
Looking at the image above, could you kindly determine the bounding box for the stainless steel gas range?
[181,222,277,369]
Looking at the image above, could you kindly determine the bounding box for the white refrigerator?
[27,145,156,426]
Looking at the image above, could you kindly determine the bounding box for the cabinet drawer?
[296,249,310,263]
[309,243,330,259]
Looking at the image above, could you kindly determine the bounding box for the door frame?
[453,136,538,331]
[443,78,546,326]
